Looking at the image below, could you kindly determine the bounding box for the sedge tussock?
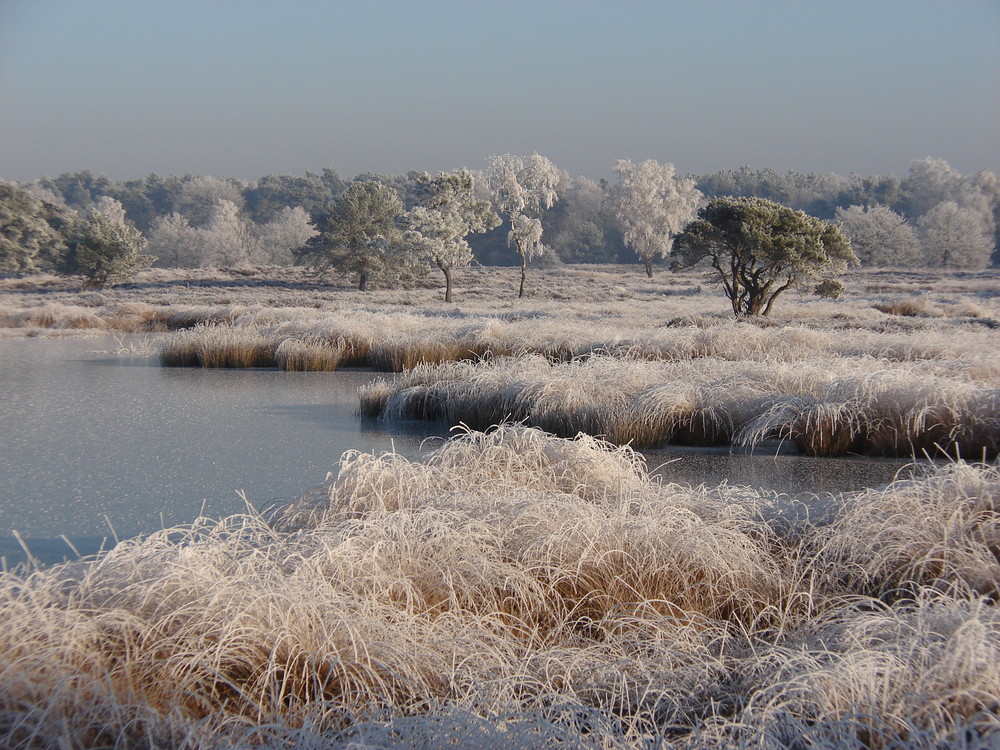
[731,591,1000,748]
[0,426,998,747]
[274,337,346,371]
[369,355,999,457]
[808,461,1000,597]
[738,371,1000,458]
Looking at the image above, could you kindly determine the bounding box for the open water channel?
[1,336,916,567]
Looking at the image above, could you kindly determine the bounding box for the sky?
[1,0,998,183]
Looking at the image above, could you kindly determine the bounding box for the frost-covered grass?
[4,266,998,458]
[1,425,997,748]
[1,265,998,342]
[361,354,1000,458]
[3,267,998,746]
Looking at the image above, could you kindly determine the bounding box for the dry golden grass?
[363,355,1000,458]
[2,266,999,745]
[0,426,997,748]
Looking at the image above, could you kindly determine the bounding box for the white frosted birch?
[487,153,560,298]
[612,159,702,277]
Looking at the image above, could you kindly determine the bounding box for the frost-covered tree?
[673,197,857,317]
[176,175,246,228]
[487,153,561,298]
[200,199,261,267]
[901,158,964,218]
[612,159,702,277]
[695,166,869,219]
[916,201,993,269]
[92,195,128,227]
[296,180,415,290]
[405,169,499,301]
[36,169,113,212]
[59,199,153,288]
[902,158,998,245]
[146,212,203,267]
[0,181,68,273]
[834,204,920,267]
[243,170,345,223]
[544,177,624,263]
[257,206,317,265]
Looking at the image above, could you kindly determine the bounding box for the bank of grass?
[360,354,1000,458]
[1,425,997,748]
[150,310,1000,379]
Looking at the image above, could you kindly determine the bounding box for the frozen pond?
[1,336,915,566]
[0,337,448,566]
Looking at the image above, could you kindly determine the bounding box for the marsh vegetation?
[1,426,998,748]
[0,265,998,747]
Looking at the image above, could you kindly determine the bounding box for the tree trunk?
[643,257,654,278]
[760,279,795,316]
[358,272,368,291]
[518,256,527,298]
[442,265,453,303]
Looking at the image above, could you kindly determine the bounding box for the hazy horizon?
[1,0,998,183]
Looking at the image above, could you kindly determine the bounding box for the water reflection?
[0,337,449,565]
[645,445,915,498]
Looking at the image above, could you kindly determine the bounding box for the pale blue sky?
[1,0,997,182]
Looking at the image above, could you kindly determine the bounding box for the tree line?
[1,155,997,297]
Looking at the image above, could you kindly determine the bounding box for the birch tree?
[201,199,260,267]
[176,175,246,228]
[405,169,499,302]
[917,201,993,269]
[834,204,920,266]
[613,159,702,277]
[257,206,317,265]
[486,154,560,298]
[146,212,203,267]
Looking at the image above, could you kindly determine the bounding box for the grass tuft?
[1,426,998,747]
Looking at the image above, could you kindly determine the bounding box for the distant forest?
[2,156,998,278]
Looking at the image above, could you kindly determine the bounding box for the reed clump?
[274,337,346,371]
[1,425,997,748]
[365,355,1000,458]
[368,337,479,372]
[159,322,279,368]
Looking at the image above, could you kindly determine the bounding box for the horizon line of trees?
[2,155,998,294]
